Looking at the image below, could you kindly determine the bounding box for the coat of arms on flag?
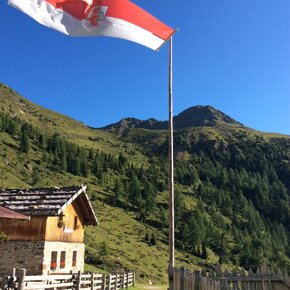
[85,6,108,27]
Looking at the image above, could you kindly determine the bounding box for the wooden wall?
[0,216,46,241]
[45,202,84,243]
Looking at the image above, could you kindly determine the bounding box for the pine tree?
[20,132,30,153]
[144,231,150,243]
[32,168,40,185]
[150,233,157,246]
[144,182,156,214]
[128,173,142,208]
[38,133,47,149]
[91,191,97,201]
[114,180,125,199]
[98,241,110,262]
[201,242,208,259]
[159,206,167,228]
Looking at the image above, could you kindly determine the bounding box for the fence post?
[114,273,118,290]
[108,274,112,290]
[101,274,106,290]
[168,265,174,290]
[180,267,186,290]
[121,272,125,289]
[18,268,26,290]
[91,272,94,290]
[126,272,129,289]
[3,277,7,290]
[194,271,201,290]
[76,271,81,290]
[219,277,228,290]
[2,276,8,290]
[11,269,16,279]
[9,268,17,290]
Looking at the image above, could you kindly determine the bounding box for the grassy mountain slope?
[1,83,290,283]
[0,83,218,283]
[0,83,150,167]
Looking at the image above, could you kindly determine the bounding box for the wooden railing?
[0,269,135,290]
[169,264,290,290]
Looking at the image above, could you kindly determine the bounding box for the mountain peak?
[174,105,243,129]
[101,105,243,131]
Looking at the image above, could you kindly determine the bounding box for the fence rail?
[0,269,135,290]
[169,264,290,290]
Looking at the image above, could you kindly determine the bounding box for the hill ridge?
[100,105,244,131]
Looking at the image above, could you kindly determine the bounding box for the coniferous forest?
[0,84,289,278]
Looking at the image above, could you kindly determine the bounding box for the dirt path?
[137,286,166,290]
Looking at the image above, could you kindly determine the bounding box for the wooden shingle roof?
[0,185,98,226]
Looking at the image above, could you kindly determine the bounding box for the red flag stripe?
[44,0,174,40]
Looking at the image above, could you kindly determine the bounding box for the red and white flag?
[9,0,175,50]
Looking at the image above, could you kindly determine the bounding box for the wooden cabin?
[0,185,98,275]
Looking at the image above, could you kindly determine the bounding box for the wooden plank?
[90,272,94,290]
[194,271,200,290]
[18,268,27,290]
[76,271,81,290]
[219,277,228,290]
[180,267,185,290]
[24,282,74,290]
[80,281,92,285]
[108,274,112,290]
[240,268,248,290]
[215,264,222,277]
[126,272,129,289]
[80,274,91,279]
[114,273,118,290]
[24,275,73,281]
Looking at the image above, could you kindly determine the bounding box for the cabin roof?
[0,185,98,226]
[0,205,30,220]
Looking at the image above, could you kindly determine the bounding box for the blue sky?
[0,0,290,134]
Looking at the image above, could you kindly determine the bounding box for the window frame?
[50,251,58,270]
[60,251,66,269]
[72,251,77,267]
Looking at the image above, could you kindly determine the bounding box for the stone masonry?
[0,241,45,275]
[0,241,84,276]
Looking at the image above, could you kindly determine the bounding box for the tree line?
[0,112,289,273]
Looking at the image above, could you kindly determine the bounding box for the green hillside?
[0,83,289,283]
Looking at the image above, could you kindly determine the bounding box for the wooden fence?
[169,264,290,290]
[0,269,135,290]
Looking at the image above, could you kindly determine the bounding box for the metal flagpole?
[168,36,174,290]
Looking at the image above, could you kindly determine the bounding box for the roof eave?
[57,185,87,215]
[83,192,99,226]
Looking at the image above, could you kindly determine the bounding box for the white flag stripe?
[9,0,166,50]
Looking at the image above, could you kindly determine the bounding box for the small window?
[72,251,77,267]
[60,251,66,269]
[74,216,79,230]
[58,214,64,228]
[50,251,57,270]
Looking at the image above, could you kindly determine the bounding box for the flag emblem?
[86,6,108,27]
[8,0,175,50]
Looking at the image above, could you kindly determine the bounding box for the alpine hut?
[0,185,98,275]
